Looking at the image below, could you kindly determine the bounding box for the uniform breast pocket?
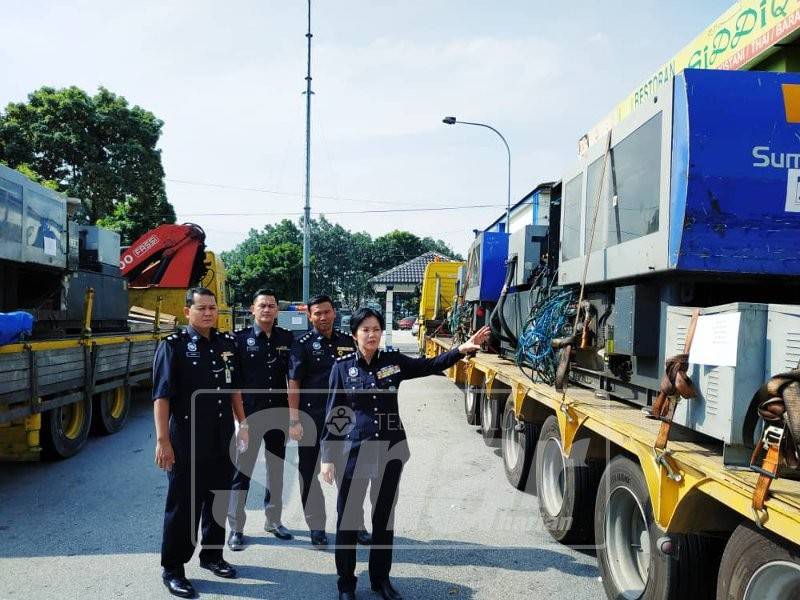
[377,374,399,391]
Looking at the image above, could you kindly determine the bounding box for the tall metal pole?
[302,0,313,301]
[443,119,511,232]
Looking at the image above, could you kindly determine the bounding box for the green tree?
[222,218,462,309]
[0,85,175,243]
[221,220,303,303]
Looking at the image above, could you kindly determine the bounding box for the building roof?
[368,251,452,285]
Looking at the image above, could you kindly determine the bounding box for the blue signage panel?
[670,69,800,275]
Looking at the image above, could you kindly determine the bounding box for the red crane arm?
[120,223,207,288]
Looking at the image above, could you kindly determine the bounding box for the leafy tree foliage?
[0,86,175,244]
[222,216,462,308]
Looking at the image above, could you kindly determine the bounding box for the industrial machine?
[479,69,800,465]
[0,164,128,336]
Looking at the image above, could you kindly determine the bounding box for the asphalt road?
[0,330,603,599]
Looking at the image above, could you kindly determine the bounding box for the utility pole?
[302,0,314,301]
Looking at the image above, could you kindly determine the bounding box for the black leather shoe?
[310,529,328,547]
[162,572,196,598]
[356,530,372,545]
[265,522,294,540]
[339,592,356,600]
[199,558,237,579]
[371,579,402,600]
[228,531,245,551]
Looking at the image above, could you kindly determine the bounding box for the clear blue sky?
[2,0,734,255]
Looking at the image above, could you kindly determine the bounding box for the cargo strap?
[748,368,800,526]
[650,310,700,452]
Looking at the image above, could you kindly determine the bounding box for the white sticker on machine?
[786,168,800,213]
[689,312,741,368]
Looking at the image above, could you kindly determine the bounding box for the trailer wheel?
[535,415,601,544]
[480,389,502,447]
[595,456,722,600]
[501,396,537,490]
[464,384,482,426]
[716,522,800,600]
[41,396,93,459]
[93,386,130,435]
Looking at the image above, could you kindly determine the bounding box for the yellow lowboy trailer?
[0,330,163,461]
[426,335,800,599]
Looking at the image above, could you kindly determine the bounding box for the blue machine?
[670,69,800,275]
[464,231,509,303]
[523,68,800,409]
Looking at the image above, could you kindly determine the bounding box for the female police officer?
[319,307,489,600]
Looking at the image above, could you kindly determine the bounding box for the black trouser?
[161,454,234,572]
[335,460,403,593]
[228,424,286,531]
[297,431,328,531]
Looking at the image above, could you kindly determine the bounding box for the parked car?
[411,318,420,336]
[398,316,415,330]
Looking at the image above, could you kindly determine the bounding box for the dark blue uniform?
[152,326,239,574]
[321,346,465,593]
[288,328,356,531]
[227,323,294,532]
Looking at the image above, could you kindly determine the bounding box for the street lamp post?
[443,116,512,232]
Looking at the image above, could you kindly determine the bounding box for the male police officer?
[288,294,371,547]
[227,288,295,550]
[153,287,246,598]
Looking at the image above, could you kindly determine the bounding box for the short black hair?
[185,286,216,307]
[252,288,278,304]
[307,294,334,311]
[350,307,385,333]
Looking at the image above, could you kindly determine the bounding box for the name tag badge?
[377,365,400,380]
[225,369,232,384]
[247,345,260,352]
[186,352,199,358]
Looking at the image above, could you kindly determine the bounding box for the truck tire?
[92,386,130,435]
[41,395,93,459]
[480,389,503,447]
[464,384,482,426]
[535,415,601,544]
[501,395,537,491]
[716,522,800,600]
[595,456,722,600]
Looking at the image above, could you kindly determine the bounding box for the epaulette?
[385,347,400,352]
[299,332,312,342]
[165,333,178,343]
[336,352,356,362]
[224,332,235,340]
[234,327,247,335]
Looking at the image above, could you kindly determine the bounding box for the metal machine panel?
[670,69,800,275]
[508,225,548,287]
[65,271,129,323]
[0,164,67,269]
[613,284,659,357]
[558,79,672,287]
[78,226,121,272]
[666,303,768,451]
[278,311,308,334]
[464,231,509,303]
[766,304,800,378]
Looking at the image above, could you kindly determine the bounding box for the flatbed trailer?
[0,330,163,461]
[426,334,800,599]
